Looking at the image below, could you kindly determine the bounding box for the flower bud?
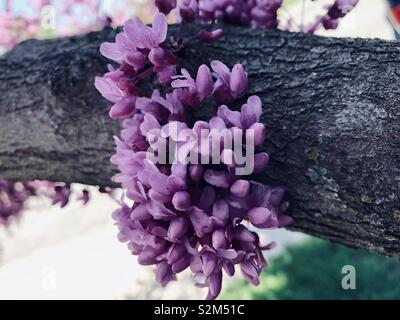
[230,179,250,197]
[168,216,189,241]
[172,191,191,211]
[248,207,272,227]
[230,64,248,98]
[254,152,269,173]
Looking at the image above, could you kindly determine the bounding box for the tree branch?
[1,25,399,257]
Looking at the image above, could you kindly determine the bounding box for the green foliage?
[221,237,400,300]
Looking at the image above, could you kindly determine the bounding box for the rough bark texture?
[0,25,399,257]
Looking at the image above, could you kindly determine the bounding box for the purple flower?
[121,114,148,151]
[167,216,189,241]
[217,95,262,129]
[51,185,71,208]
[0,180,33,225]
[196,28,224,43]
[152,89,185,118]
[306,0,359,33]
[179,0,199,23]
[155,0,177,15]
[125,13,168,50]
[0,179,98,227]
[94,75,137,119]
[172,191,191,211]
[78,189,90,205]
[250,0,282,29]
[230,179,250,198]
[205,271,222,300]
[193,0,282,29]
[211,61,248,103]
[96,13,178,118]
[94,75,127,103]
[155,64,177,84]
[154,0,358,35]
[240,254,262,286]
[172,65,213,107]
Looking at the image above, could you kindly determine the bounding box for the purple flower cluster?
[96,0,360,300]
[96,13,292,299]
[95,13,176,119]
[0,180,92,226]
[155,0,359,32]
[156,0,283,28]
[26,181,93,209]
[0,179,35,225]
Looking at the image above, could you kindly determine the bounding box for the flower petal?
[212,200,229,223]
[247,207,272,227]
[172,191,191,211]
[203,169,230,188]
[167,216,189,241]
[100,42,123,62]
[196,64,213,98]
[109,98,136,119]
[206,270,222,300]
[211,60,230,86]
[217,105,242,128]
[230,64,248,98]
[152,12,168,44]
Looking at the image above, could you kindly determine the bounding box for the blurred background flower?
[0,0,154,53]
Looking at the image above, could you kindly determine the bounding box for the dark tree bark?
[0,25,399,257]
